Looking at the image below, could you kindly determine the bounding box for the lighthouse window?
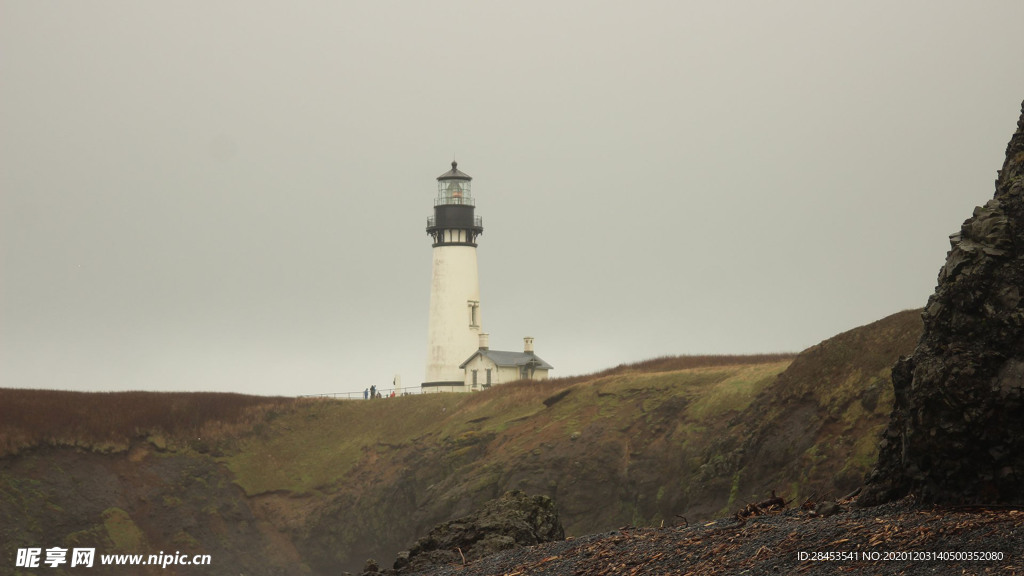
[441,181,469,205]
[468,300,480,328]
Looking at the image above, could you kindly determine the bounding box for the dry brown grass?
[0,388,298,457]
[548,353,797,386]
[459,353,798,410]
[0,355,797,458]
[604,353,797,373]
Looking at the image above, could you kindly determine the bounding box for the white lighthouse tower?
[423,161,484,391]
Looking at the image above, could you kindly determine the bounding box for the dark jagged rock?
[861,100,1024,506]
[361,558,381,575]
[393,490,564,573]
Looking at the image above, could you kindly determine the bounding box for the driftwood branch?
[735,490,788,524]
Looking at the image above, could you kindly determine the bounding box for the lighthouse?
[423,161,484,391]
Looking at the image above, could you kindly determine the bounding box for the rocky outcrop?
[862,100,1024,505]
[392,490,564,573]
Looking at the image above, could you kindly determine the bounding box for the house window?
[486,368,492,387]
[472,369,478,387]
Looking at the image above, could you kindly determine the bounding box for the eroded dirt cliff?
[2,311,922,575]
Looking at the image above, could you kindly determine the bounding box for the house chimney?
[524,336,534,354]
[479,333,490,350]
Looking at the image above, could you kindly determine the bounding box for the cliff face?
[862,100,1024,505]
[0,445,300,576]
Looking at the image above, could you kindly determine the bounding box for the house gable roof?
[459,349,554,370]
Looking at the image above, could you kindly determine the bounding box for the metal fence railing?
[298,386,423,400]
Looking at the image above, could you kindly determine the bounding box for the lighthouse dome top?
[437,161,472,181]
[434,161,474,207]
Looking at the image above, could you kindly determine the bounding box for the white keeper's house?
[422,161,553,393]
[460,335,553,390]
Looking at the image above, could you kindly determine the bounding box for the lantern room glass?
[437,179,473,206]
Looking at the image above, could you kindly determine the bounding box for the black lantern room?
[427,161,483,246]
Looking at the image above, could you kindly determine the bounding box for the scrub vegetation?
[0,310,923,575]
[0,390,295,457]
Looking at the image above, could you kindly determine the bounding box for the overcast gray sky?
[2,1,1023,396]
